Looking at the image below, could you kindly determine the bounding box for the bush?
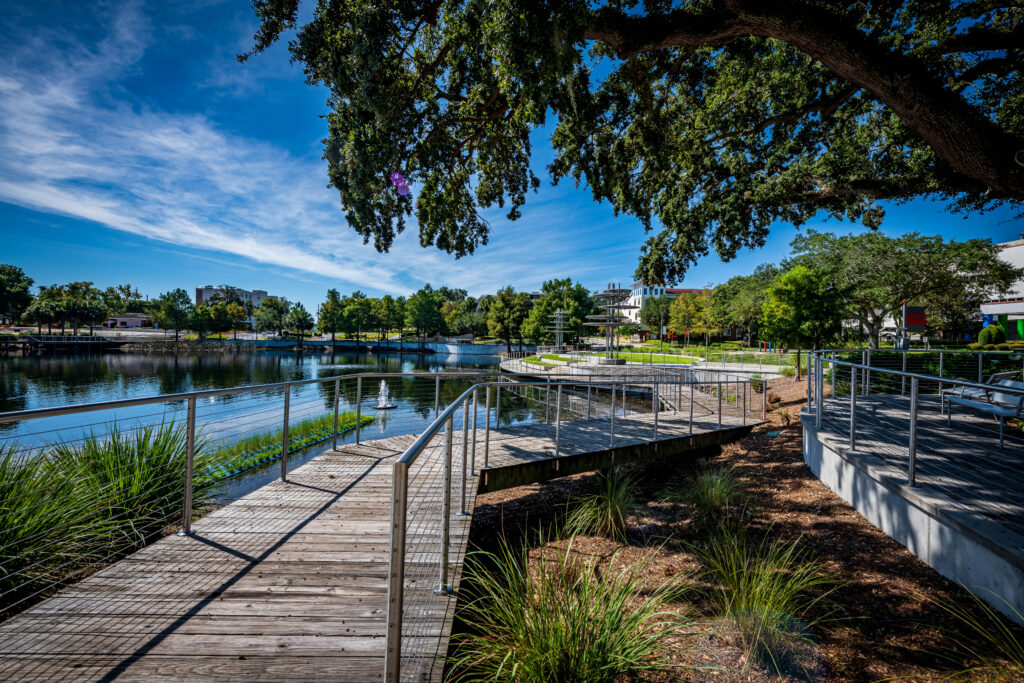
[984,344,998,351]
[979,324,1007,346]
[967,342,982,350]
[566,469,638,542]
[693,528,837,676]
[449,540,689,681]
[997,344,1012,351]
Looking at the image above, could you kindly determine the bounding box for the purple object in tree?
[390,172,411,197]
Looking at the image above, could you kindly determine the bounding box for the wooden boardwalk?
[815,394,1024,538]
[0,403,755,681]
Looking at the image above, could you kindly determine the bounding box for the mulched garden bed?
[455,377,1023,681]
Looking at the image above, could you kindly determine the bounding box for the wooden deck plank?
[0,392,754,682]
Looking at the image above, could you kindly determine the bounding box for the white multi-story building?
[195,286,271,328]
[623,282,704,324]
[980,235,1024,341]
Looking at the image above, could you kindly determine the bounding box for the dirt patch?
[460,376,1022,681]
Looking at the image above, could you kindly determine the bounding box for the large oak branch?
[584,0,1024,200]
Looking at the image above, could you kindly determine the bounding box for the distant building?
[195,286,271,328]
[623,282,704,324]
[980,236,1024,340]
[105,312,153,329]
[624,281,743,339]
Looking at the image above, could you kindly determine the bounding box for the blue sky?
[0,1,1021,312]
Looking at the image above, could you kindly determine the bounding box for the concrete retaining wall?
[802,414,1024,625]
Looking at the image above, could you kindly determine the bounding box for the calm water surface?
[0,350,561,499]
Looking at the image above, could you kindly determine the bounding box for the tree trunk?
[505,336,512,354]
[795,348,802,382]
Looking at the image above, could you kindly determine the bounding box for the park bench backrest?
[991,380,1024,412]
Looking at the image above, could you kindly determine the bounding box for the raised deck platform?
[803,394,1024,624]
[0,406,755,681]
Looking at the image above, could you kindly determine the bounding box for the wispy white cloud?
[0,1,649,298]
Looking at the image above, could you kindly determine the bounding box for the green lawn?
[523,356,557,368]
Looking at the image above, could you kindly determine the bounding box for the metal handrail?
[806,349,1024,488]
[0,371,489,425]
[807,350,1024,394]
[383,370,761,680]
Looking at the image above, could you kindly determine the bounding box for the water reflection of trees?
[2,349,503,427]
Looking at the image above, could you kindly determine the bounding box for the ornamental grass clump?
[662,463,746,525]
[2,423,217,616]
[0,444,91,611]
[565,468,639,542]
[50,422,219,548]
[930,586,1024,678]
[449,539,690,682]
[693,528,837,677]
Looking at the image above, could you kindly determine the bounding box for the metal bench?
[946,379,1024,449]
[940,371,1019,408]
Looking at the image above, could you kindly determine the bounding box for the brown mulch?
[459,377,1023,682]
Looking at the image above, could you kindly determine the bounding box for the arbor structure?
[0,265,34,323]
[246,1,1024,281]
[789,231,1020,347]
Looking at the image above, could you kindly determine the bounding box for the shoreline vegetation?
[0,411,373,618]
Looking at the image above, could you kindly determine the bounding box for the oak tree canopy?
[244,1,1024,281]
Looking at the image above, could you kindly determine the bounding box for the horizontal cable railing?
[385,369,764,681]
[0,364,765,679]
[0,371,494,620]
[806,349,1024,487]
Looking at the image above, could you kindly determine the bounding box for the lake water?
[0,349,564,499]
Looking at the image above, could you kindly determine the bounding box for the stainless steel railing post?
[178,396,196,536]
[609,383,616,446]
[545,383,551,423]
[901,350,907,395]
[435,374,440,417]
[908,376,919,486]
[815,356,823,429]
[332,378,341,451]
[281,385,290,482]
[717,379,722,428]
[653,383,659,436]
[689,380,694,433]
[587,376,592,419]
[458,400,469,515]
[742,382,747,425]
[484,387,491,468]
[806,356,812,410]
[978,353,983,383]
[384,460,408,682]
[865,349,871,395]
[849,365,857,450]
[355,376,363,445]
[555,385,563,456]
[471,388,478,475]
[436,416,454,594]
